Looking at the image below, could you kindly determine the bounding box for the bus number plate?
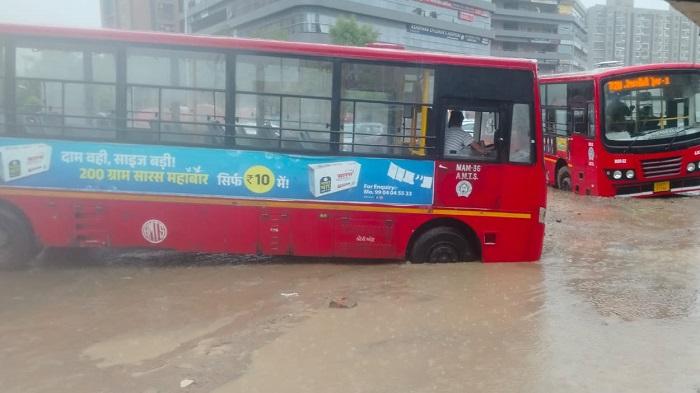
[653,181,670,193]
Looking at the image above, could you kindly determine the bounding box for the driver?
[606,93,633,132]
[444,111,494,156]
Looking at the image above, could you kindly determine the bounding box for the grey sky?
[0,0,672,28]
[0,0,101,27]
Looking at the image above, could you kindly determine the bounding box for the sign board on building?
[407,24,490,45]
[458,11,475,21]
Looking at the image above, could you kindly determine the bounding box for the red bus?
[540,64,700,197]
[0,24,545,267]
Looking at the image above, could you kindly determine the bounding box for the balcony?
[492,28,571,42]
[491,49,569,61]
[493,8,584,29]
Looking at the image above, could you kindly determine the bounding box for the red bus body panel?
[0,191,544,262]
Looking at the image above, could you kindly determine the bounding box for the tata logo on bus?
[141,219,168,244]
[607,76,671,93]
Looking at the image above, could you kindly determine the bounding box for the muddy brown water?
[0,191,699,393]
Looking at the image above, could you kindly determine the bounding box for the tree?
[329,16,379,47]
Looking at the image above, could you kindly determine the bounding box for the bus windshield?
[602,72,700,144]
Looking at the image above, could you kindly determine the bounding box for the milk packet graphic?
[0,144,52,182]
[308,161,361,197]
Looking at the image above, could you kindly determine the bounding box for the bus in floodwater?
[540,64,700,197]
[0,23,545,267]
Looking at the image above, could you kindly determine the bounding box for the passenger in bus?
[638,105,659,132]
[606,93,634,133]
[207,115,226,145]
[444,111,492,157]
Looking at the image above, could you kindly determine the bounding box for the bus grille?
[641,156,682,178]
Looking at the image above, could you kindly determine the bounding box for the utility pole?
[183,0,190,34]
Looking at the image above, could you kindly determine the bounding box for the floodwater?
[0,191,699,393]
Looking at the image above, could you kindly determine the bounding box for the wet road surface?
[1,191,699,393]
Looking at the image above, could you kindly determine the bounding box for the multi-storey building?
[101,0,181,32]
[184,0,495,56]
[491,0,588,74]
[588,0,699,66]
[104,0,589,73]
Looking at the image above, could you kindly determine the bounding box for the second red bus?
[540,64,700,197]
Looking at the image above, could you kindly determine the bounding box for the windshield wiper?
[667,125,698,150]
[624,127,662,153]
[624,125,696,153]
[624,133,644,153]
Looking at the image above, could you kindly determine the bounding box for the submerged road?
[1,191,699,393]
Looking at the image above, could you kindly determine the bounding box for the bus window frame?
[541,81,594,140]
[0,34,539,164]
[507,102,536,165]
[437,98,510,163]
[12,38,120,140]
[338,59,436,158]
[0,39,11,135]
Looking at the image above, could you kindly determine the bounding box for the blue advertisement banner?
[0,138,435,205]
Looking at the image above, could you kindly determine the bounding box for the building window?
[157,1,177,19]
[503,21,518,30]
[502,42,518,51]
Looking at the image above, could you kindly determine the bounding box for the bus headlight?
[613,170,623,180]
[625,169,635,179]
[688,162,697,173]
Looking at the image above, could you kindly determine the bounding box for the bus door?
[434,100,507,210]
[568,103,597,194]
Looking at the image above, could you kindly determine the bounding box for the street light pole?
[183,0,190,34]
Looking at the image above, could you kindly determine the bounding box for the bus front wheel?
[557,166,572,191]
[0,208,38,269]
[410,227,473,263]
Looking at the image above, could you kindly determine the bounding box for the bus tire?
[410,227,471,263]
[557,166,572,191]
[0,208,38,269]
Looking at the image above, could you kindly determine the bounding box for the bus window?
[15,45,117,140]
[509,103,533,164]
[571,108,587,135]
[127,48,226,145]
[235,55,332,151]
[443,108,498,161]
[0,45,5,134]
[568,81,593,137]
[340,63,433,156]
[587,102,595,138]
[541,82,593,137]
[542,84,567,136]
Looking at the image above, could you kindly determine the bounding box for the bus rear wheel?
[0,209,38,269]
[410,227,474,263]
[557,166,572,191]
